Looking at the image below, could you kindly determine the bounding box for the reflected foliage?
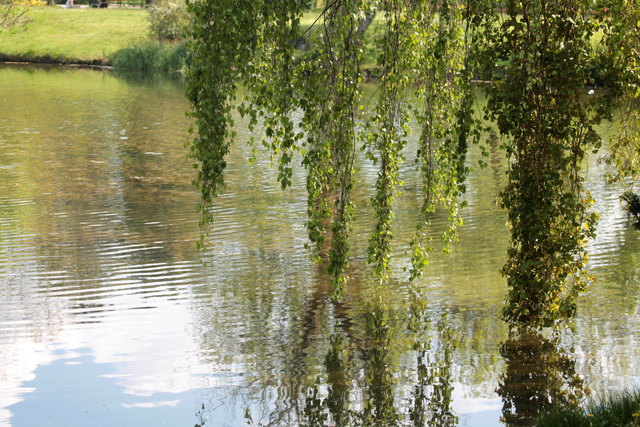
[235,291,458,426]
[300,308,458,426]
[497,330,586,426]
[408,298,457,427]
[622,191,640,229]
[190,278,460,426]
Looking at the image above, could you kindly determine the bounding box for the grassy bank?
[0,6,149,64]
[0,6,376,70]
[535,389,640,426]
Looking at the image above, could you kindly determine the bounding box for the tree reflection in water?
[192,284,591,427]
[300,289,457,427]
[497,329,587,426]
[192,284,460,426]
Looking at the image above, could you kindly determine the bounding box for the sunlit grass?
[535,389,640,427]
[0,6,149,63]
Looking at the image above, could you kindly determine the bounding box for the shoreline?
[0,59,497,85]
[0,53,110,68]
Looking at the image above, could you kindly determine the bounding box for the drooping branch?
[409,0,473,281]
[482,0,603,327]
[185,0,636,328]
[185,0,264,231]
[302,0,366,292]
[186,0,475,290]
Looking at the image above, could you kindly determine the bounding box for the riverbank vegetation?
[109,40,185,71]
[535,389,640,426]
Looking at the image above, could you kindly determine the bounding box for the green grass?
[535,389,640,427]
[0,6,149,64]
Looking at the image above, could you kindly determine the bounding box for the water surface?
[1,64,639,426]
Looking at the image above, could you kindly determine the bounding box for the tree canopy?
[185,0,640,328]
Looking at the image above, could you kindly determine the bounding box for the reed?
[109,40,186,72]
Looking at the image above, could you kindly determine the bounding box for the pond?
[0,63,639,426]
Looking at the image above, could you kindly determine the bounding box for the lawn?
[0,6,149,64]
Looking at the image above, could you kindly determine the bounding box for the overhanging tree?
[185,0,475,290]
[185,0,636,328]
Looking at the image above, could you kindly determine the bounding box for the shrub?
[109,40,187,72]
[148,0,187,41]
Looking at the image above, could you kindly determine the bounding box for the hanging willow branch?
[185,0,636,327]
[366,0,413,280]
[480,0,607,328]
[408,0,473,281]
[186,0,475,293]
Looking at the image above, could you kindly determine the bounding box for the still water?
[0,64,639,426]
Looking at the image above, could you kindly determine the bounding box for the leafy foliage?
[406,0,478,281]
[185,0,638,328]
[148,0,187,41]
[185,0,475,293]
[479,0,610,327]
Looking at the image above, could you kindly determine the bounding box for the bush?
[148,0,187,41]
[109,40,187,72]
